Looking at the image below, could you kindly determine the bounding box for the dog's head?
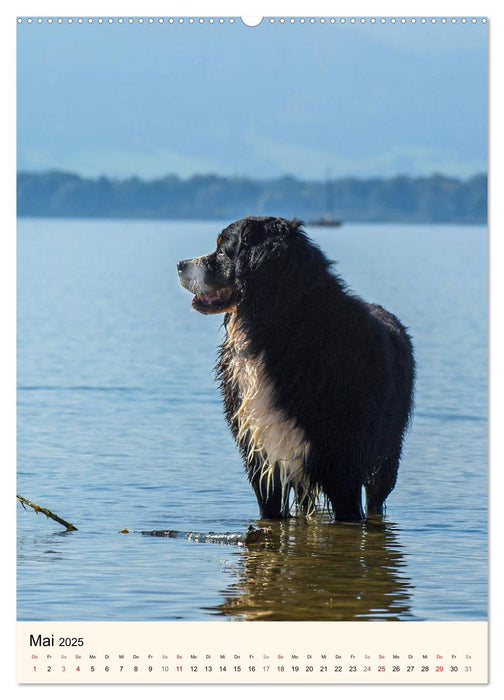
[177,216,327,315]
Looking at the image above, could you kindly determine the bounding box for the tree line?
[17,171,487,223]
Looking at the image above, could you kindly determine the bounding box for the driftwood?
[17,495,271,545]
[16,495,78,531]
[140,524,273,546]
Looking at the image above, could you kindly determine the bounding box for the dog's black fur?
[178,216,415,522]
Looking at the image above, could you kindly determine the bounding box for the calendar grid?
[17,621,487,684]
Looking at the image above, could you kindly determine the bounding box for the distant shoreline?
[16,216,486,227]
[17,171,487,225]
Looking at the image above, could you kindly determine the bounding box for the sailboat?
[309,174,342,227]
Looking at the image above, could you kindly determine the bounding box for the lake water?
[17,218,487,621]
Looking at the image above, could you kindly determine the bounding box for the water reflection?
[210,516,416,621]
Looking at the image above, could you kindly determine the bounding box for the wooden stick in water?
[16,494,78,531]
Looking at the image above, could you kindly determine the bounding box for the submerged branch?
[140,524,272,546]
[16,494,271,544]
[16,495,78,531]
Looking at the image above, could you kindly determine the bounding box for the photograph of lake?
[17,217,487,621]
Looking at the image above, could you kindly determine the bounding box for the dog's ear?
[235,217,290,280]
[235,218,269,280]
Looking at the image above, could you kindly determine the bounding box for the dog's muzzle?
[177,258,236,315]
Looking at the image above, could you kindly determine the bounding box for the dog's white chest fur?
[225,316,311,507]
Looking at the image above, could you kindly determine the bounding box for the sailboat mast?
[326,178,334,217]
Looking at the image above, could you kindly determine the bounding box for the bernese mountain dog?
[177,216,415,522]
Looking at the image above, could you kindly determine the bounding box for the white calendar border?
[4,1,500,698]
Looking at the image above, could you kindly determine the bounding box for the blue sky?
[17,18,487,180]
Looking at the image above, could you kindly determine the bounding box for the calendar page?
[16,6,488,686]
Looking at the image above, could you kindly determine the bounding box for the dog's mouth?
[192,287,236,315]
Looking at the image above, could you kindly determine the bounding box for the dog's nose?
[177,260,187,273]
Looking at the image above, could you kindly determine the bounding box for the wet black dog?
[178,216,415,521]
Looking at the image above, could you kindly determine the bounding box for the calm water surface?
[17,219,487,621]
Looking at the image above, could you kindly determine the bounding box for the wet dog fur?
[178,216,415,522]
